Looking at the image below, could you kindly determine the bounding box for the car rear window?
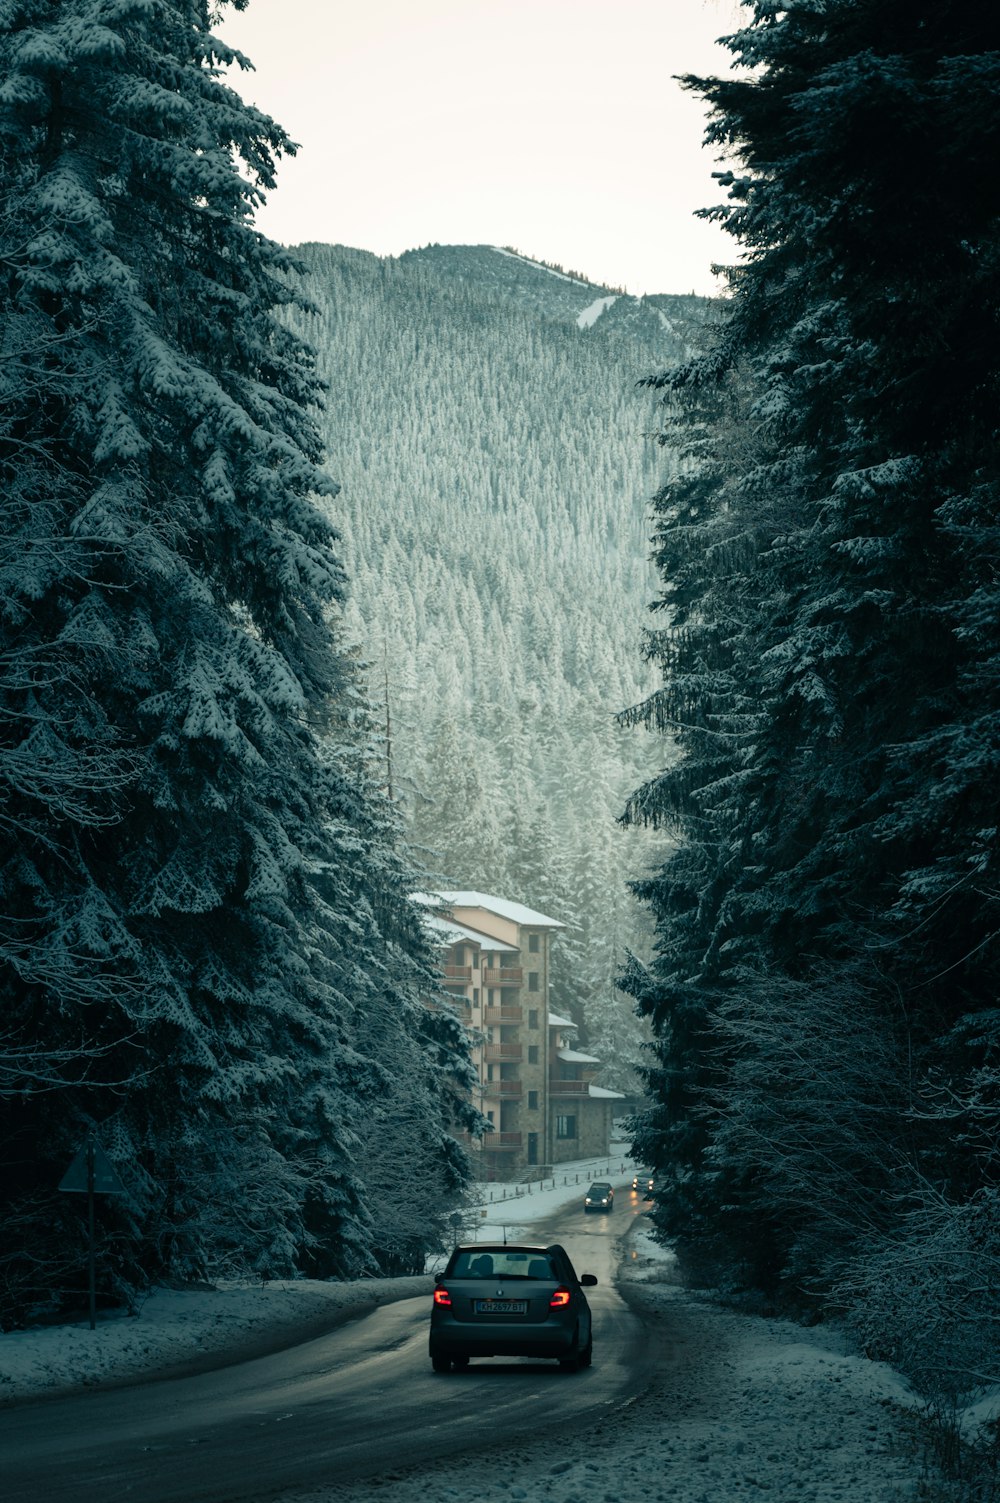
[450,1250,555,1280]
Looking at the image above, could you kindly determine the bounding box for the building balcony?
[482,1078,522,1097]
[442,964,472,982]
[481,1132,522,1151]
[549,1079,591,1096]
[483,1006,522,1024]
[483,967,522,985]
[484,1043,522,1062]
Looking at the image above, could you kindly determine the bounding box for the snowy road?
[0,1195,657,1503]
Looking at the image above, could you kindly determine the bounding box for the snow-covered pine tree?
[619,367,774,1277]
[301,683,481,1277]
[622,0,1000,1357]
[0,0,471,1319]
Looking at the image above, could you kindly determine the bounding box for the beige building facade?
[418,891,623,1181]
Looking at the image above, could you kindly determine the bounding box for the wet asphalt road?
[0,1192,659,1503]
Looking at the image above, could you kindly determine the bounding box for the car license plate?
[474,1299,527,1314]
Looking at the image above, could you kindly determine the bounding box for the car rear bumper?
[430,1318,578,1359]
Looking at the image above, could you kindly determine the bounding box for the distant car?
[429,1242,597,1372]
[631,1172,655,1198]
[584,1181,614,1213]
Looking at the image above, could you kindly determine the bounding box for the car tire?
[578,1330,593,1368]
[452,1355,470,1370]
[431,1354,451,1373]
[559,1327,585,1371]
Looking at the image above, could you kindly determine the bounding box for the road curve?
[0,1194,656,1503]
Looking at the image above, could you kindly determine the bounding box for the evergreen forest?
[620,0,1000,1411]
[0,0,476,1323]
[2,0,999,1433]
[287,242,712,1087]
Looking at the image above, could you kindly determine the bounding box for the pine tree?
[623,0,1000,1348]
[0,0,471,1317]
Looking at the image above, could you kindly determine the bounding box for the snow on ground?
[492,246,594,287]
[0,1153,969,1501]
[291,1220,943,1503]
[576,295,617,329]
[462,1153,632,1245]
[0,1273,431,1405]
[0,1156,628,1403]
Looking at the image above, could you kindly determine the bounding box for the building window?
[528,972,539,992]
[472,951,479,969]
[473,988,480,1004]
[488,989,495,1005]
[487,1110,495,1126]
[528,1090,538,1110]
[528,933,540,953]
[528,1045,539,1064]
[528,1009,538,1029]
[556,1115,577,1140]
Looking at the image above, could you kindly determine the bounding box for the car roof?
[452,1243,548,1257]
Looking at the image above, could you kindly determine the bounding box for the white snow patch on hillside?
[576,294,617,329]
[492,246,594,287]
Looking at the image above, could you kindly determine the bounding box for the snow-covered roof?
[421,912,519,953]
[548,1011,574,1028]
[428,891,565,929]
[558,1047,601,1065]
[588,1085,626,1100]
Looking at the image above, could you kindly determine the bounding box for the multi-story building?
[418,890,622,1180]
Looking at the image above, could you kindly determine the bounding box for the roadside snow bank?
[0,1154,630,1405]
[0,1275,429,1404]
[0,1165,954,1502]
[291,1226,933,1503]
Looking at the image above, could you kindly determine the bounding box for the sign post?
[59,1138,127,1330]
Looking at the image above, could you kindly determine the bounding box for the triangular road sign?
[59,1140,127,1196]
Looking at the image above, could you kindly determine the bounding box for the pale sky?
[220,0,746,298]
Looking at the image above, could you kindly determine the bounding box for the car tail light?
[549,1287,571,1308]
[433,1287,452,1306]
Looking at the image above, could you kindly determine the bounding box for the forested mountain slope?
[290,244,712,1086]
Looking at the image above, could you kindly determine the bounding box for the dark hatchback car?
[429,1242,597,1373]
[584,1181,614,1213]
